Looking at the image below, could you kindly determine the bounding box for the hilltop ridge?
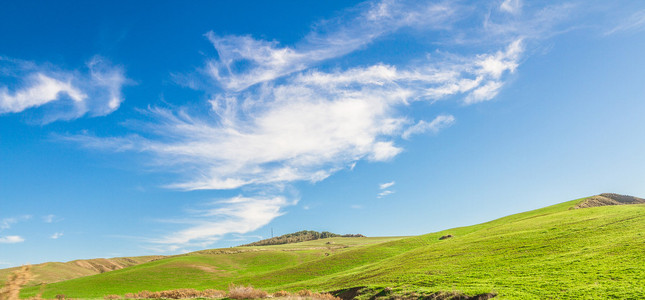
[241,230,365,247]
[572,193,645,209]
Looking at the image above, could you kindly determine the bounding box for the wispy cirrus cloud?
[500,0,522,15]
[1,215,31,230]
[0,56,127,123]
[42,214,63,223]
[50,232,64,239]
[205,0,463,91]
[403,115,456,140]
[69,0,580,251]
[605,9,645,35]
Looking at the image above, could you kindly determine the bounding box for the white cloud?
[73,39,522,192]
[0,73,86,113]
[0,56,127,123]
[379,181,395,190]
[153,196,292,249]
[402,115,455,140]
[50,232,64,239]
[0,235,25,244]
[350,204,363,209]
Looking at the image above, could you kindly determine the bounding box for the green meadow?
[14,196,645,299]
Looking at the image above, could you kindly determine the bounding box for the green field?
[16,196,645,299]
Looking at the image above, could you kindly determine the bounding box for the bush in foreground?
[122,288,225,299]
[228,285,268,299]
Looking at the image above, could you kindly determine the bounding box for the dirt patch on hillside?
[73,259,124,273]
[572,193,645,209]
[72,257,163,274]
[188,264,220,273]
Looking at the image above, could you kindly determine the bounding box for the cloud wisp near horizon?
[61,0,584,252]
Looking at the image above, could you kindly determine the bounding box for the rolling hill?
[12,194,645,299]
[0,256,163,287]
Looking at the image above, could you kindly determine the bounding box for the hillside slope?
[0,256,164,286]
[20,237,404,298]
[284,200,645,298]
[19,194,645,299]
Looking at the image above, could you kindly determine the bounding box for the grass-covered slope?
[289,201,645,298]
[21,237,405,298]
[21,195,645,299]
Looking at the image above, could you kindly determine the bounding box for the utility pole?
[271,228,274,238]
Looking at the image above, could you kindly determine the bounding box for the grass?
[14,196,645,299]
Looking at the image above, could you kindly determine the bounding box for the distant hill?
[240,230,365,247]
[0,256,164,286]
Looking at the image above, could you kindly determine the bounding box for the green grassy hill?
[17,195,645,299]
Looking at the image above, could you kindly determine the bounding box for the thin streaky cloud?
[378,190,395,198]
[50,232,64,239]
[379,181,395,190]
[402,115,455,140]
[605,9,645,35]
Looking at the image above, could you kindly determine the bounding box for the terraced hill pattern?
[5,194,645,299]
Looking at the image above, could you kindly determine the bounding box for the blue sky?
[1,0,645,267]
